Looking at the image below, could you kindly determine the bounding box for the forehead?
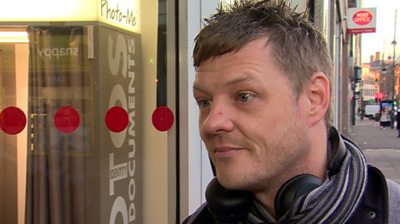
[193,38,292,93]
[194,38,276,77]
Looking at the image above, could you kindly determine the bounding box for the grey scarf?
[248,138,368,224]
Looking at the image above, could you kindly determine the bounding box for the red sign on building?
[347,8,377,34]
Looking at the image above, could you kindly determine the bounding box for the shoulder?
[350,165,400,224]
[182,203,214,224]
[386,178,400,223]
[348,165,387,223]
[369,166,400,223]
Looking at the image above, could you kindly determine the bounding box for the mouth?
[213,146,243,159]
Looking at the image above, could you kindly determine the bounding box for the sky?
[360,0,400,63]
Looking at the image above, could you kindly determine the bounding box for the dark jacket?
[347,166,388,223]
[183,165,389,224]
[397,112,400,130]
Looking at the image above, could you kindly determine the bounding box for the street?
[346,118,400,183]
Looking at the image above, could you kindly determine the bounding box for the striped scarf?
[248,138,368,224]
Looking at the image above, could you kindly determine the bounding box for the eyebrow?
[225,75,257,86]
[193,74,260,94]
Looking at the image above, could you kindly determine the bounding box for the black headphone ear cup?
[275,174,322,218]
[205,177,253,222]
[328,127,347,176]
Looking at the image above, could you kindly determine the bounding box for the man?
[183,0,400,223]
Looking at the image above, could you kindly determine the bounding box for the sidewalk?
[363,149,400,183]
[348,118,400,183]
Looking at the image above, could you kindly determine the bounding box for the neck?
[255,124,329,218]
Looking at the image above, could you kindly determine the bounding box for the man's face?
[193,38,313,193]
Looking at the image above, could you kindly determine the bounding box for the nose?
[201,102,234,135]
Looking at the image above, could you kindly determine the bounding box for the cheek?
[254,109,289,130]
[246,109,300,148]
[198,115,207,132]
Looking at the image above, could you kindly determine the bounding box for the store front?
[0,0,178,223]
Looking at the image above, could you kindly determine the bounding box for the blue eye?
[238,92,254,103]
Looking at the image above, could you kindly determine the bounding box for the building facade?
[360,52,399,110]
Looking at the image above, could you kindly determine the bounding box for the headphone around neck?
[205,127,347,222]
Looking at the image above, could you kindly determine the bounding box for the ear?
[305,72,330,126]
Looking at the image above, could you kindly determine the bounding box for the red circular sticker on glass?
[0,106,26,135]
[54,106,80,134]
[105,106,129,132]
[152,106,174,132]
